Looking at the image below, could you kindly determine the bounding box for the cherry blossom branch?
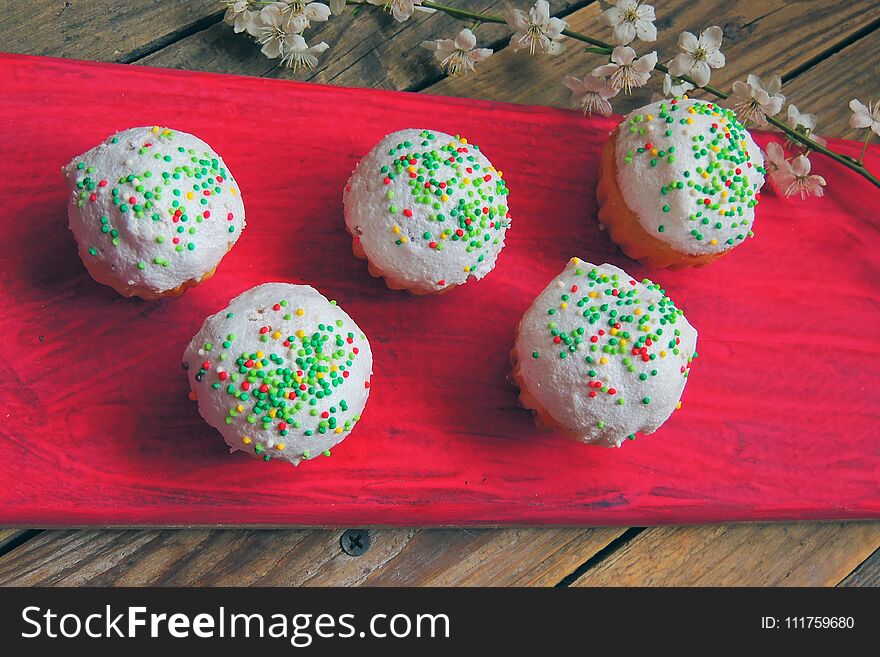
[416,1,879,189]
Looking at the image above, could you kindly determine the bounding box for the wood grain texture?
[838,547,880,587]
[782,29,880,139]
[2,54,879,527]
[0,527,623,585]
[570,523,880,586]
[0,0,222,63]
[427,0,880,115]
[137,1,587,86]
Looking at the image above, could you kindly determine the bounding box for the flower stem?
[411,1,880,188]
[858,130,873,165]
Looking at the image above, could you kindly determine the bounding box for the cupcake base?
[597,129,726,271]
[509,324,584,441]
[77,246,219,300]
[348,230,458,297]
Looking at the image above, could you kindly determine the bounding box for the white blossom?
[849,99,880,136]
[224,1,260,36]
[563,74,618,117]
[762,141,787,174]
[602,0,656,46]
[507,0,567,55]
[422,29,493,76]
[662,63,694,97]
[730,74,784,126]
[282,2,332,32]
[771,153,826,200]
[786,104,826,147]
[258,5,298,59]
[281,34,330,70]
[367,0,432,22]
[592,46,656,94]
[668,26,725,87]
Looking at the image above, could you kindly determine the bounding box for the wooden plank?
[0,0,222,63]
[361,528,623,585]
[0,529,34,554]
[137,1,586,86]
[570,523,880,586]
[781,29,880,139]
[0,527,623,585]
[426,0,880,115]
[839,548,880,587]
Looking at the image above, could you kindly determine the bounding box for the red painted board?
[0,53,878,526]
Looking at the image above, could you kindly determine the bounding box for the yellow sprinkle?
[721,191,728,198]
[686,117,694,125]
[650,148,658,156]
[407,165,416,173]
[496,170,503,177]
[599,357,608,365]
[254,362,262,369]
[256,351,264,358]
[152,126,160,134]
[269,408,277,418]
[560,302,568,309]
[230,188,238,196]
[392,226,401,234]
[401,236,408,243]
[610,327,619,336]
[712,145,720,152]
[296,308,305,316]
[440,194,448,202]
[440,232,448,239]
[646,114,654,121]
[710,239,718,245]
[317,372,324,379]
[570,257,580,265]
[588,291,599,298]
[463,267,470,273]
[701,172,709,179]
[462,178,470,185]
[185,191,194,200]
[275,443,285,450]
[334,427,343,434]
[642,325,651,332]
[242,437,251,445]
[620,339,627,347]
[460,137,468,144]
[660,350,667,358]
[688,107,696,114]
[295,376,303,384]
[676,401,682,410]
[236,404,244,413]
[634,308,642,315]
[296,329,305,338]
[272,331,281,340]
[331,365,338,372]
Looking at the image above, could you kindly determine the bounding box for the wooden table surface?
[1,0,878,586]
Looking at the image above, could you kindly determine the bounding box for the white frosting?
[183,283,373,466]
[614,98,765,255]
[513,259,697,447]
[344,128,511,292]
[63,126,245,295]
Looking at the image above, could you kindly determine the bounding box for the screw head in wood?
[340,529,370,556]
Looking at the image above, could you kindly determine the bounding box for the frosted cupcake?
[183,283,373,466]
[597,98,765,270]
[511,258,698,447]
[63,126,245,299]
[344,128,511,294]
